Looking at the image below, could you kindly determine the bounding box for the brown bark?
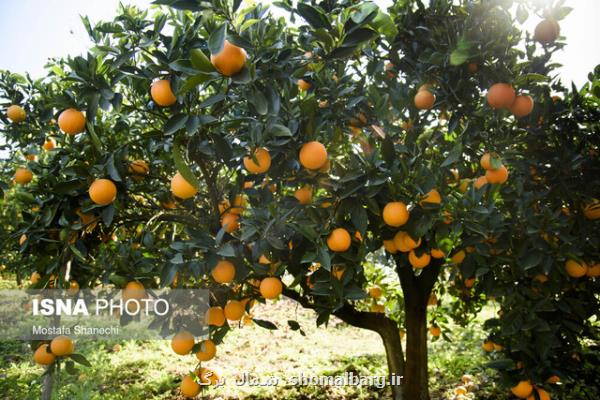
[396,258,442,400]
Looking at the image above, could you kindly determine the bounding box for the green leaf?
[297,3,330,29]
[328,46,358,59]
[441,143,463,167]
[179,73,214,94]
[209,24,227,55]
[516,5,528,24]
[168,60,198,75]
[253,318,278,330]
[342,28,379,47]
[69,353,92,367]
[163,114,188,135]
[268,123,292,137]
[190,49,215,72]
[172,139,200,190]
[371,10,398,41]
[250,89,268,115]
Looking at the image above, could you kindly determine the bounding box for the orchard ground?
[0,275,597,400]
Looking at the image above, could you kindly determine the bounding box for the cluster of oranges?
[564,259,600,278]
[33,335,75,366]
[487,83,534,118]
[511,380,551,400]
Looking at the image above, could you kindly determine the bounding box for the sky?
[0,0,598,86]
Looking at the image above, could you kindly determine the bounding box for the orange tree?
[1,1,599,399]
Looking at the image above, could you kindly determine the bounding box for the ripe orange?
[480,153,495,170]
[487,83,516,109]
[458,178,471,193]
[260,276,283,299]
[327,228,352,252]
[371,303,385,313]
[243,147,271,174]
[129,159,149,175]
[43,138,56,150]
[383,239,398,254]
[50,335,74,356]
[180,375,200,398]
[196,339,217,361]
[298,79,311,91]
[58,108,86,135]
[431,248,445,259]
[25,154,36,161]
[464,277,476,288]
[15,168,33,184]
[205,306,226,326]
[409,250,431,268]
[382,201,409,227]
[429,326,441,337]
[511,380,533,398]
[527,388,550,400]
[427,293,438,306]
[34,344,55,365]
[474,175,488,189]
[451,250,466,264]
[565,259,587,278]
[510,95,534,118]
[299,141,328,170]
[414,90,436,110]
[493,343,503,351]
[482,340,494,352]
[294,185,312,205]
[420,189,441,205]
[368,287,382,299]
[211,260,236,283]
[587,263,600,277]
[546,375,560,384]
[197,367,220,385]
[486,165,509,184]
[221,212,240,233]
[89,179,117,205]
[582,199,600,220]
[534,274,549,283]
[150,79,177,107]
[171,331,195,355]
[534,19,560,44]
[224,300,245,320]
[7,105,26,122]
[211,40,247,76]
[31,271,41,284]
[171,172,197,199]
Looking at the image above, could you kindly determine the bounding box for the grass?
[0,273,598,399]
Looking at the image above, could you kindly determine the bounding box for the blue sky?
[0,0,598,86]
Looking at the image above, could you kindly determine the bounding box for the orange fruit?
[493,343,503,351]
[15,168,33,184]
[392,232,411,253]
[243,147,271,174]
[371,303,385,313]
[383,239,398,254]
[43,138,56,150]
[399,232,421,250]
[480,153,495,170]
[408,250,430,268]
[58,108,86,135]
[50,335,74,356]
[197,367,220,385]
[299,141,328,170]
[34,344,55,365]
[527,388,550,400]
[211,40,246,76]
[327,228,352,252]
[7,105,26,122]
[587,263,600,277]
[429,326,441,337]
[451,250,466,264]
[511,380,534,398]
[534,19,560,44]
[486,165,509,184]
[129,159,149,175]
[224,300,245,320]
[427,293,438,306]
[474,175,488,189]
[582,199,600,220]
[534,274,549,283]
[228,195,246,215]
[205,306,226,326]
[467,62,478,73]
[89,179,117,205]
[294,185,312,205]
[420,189,441,205]
[464,277,476,288]
[431,248,445,259]
[150,79,177,107]
[459,178,471,193]
[414,90,436,110]
[510,95,534,118]
[25,154,36,161]
[565,259,587,278]
[171,172,197,199]
[195,339,217,361]
[482,340,494,352]
[180,375,200,398]
[31,271,41,284]
[260,277,283,299]
[369,287,382,299]
[546,375,560,384]
[382,201,410,227]
[171,331,195,355]
[487,83,516,109]
[298,79,311,91]
[221,212,240,233]
[211,260,236,283]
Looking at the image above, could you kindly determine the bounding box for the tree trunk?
[378,318,405,400]
[397,258,441,400]
[41,365,54,400]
